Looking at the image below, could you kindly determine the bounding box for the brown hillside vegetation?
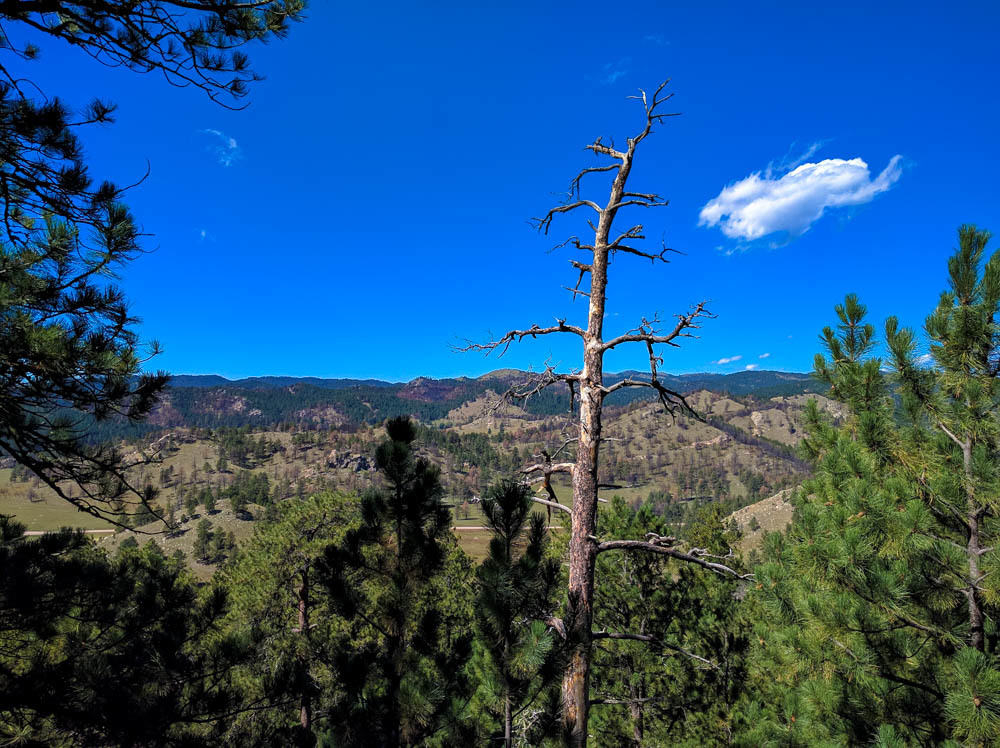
[2,390,834,566]
[728,488,796,554]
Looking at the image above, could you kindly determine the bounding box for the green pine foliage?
[744,227,1000,745]
[470,479,562,746]
[0,1,305,525]
[0,516,234,744]
[215,492,357,746]
[0,82,169,524]
[318,417,475,746]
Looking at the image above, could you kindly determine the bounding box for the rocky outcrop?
[326,450,373,472]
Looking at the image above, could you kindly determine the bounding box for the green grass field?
[0,469,113,530]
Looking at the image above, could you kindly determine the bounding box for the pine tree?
[0,516,234,744]
[745,229,1000,744]
[472,480,562,746]
[205,487,219,515]
[217,493,356,745]
[461,82,747,745]
[320,417,475,746]
[194,519,212,562]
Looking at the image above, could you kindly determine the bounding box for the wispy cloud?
[700,154,903,242]
[201,128,242,167]
[767,140,829,176]
[759,352,771,359]
[599,59,630,85]
[712,355,742,365]
[916,353,934,367]
[643,33,669,46]
[745,364,759,371]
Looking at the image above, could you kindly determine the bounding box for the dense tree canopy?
[0,515,237,744]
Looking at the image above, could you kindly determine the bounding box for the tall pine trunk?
[297,564,312,733]
[504,690,512,748]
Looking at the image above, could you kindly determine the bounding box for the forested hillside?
[2,385,827,566]
[77,368,825,443]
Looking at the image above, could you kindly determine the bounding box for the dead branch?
[602,302,713,352]
[532,200,602,235]
[584,137,626,161]
[569,163,620,198]
[523,445,576,520]
[601,376,697,422]
[590,696,667,706]
[546,616,567,640]
[610,198,669,211]
[591,631,717,669]
[494,365,579,412]
[596,537,752,580]
[531,496,571,515]
[626,80,681,148]
[458,320,585,357]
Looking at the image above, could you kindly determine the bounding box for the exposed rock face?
[294,406,346,427]
[326,450,373,472]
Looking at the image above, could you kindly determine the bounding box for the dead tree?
[462,81,751,747]
[520,438,575,524]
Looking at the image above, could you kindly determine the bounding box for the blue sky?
[18,1,999,380]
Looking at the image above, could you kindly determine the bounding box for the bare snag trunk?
[297,564,312,733]
[462,82,747,747]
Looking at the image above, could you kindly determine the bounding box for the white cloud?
[199,229,207,240]
[758,352,771,359]
[712,355,742,365]
[916,353,934,367]
[599,59,630,85]
[700,155,903,241]
[745,364,759,371]
[201,128,242,167]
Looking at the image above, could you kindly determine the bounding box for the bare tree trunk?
[462,82,734,747]
[562,382,600,743]
[297,564,312,732]
[628,681,645,748]
[561,119,624,745]
[504,689,513,748]
[562,326,605,741]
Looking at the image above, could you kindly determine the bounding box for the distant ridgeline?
[72,370,824,443]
